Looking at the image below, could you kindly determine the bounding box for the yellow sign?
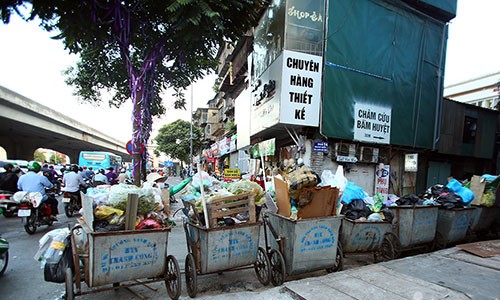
[224,168,241,179]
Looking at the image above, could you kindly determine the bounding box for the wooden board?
[206,193,255,228]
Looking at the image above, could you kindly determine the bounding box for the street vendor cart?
[65,193,182,300]
[182,193,270,298]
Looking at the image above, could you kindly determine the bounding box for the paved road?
[1,177,498,299]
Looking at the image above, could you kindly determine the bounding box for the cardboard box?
[274,177,339,219]
[470,175,486,206]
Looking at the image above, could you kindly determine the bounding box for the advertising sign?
[375,164,390,200]
[353,103,391,144]
[280,50,322,127]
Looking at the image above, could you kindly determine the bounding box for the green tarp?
[321,0,450,149]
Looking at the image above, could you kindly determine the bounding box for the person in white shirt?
[62,165,87,202]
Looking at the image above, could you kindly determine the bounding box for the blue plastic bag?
[341,182,365,205]
[446,179,474,205]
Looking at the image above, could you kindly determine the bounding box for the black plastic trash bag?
[44,240,74,283]
[344,199,372,220]
[436,192,464,209]
[397,194,423,206]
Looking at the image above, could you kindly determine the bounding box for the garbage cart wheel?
[165,255,181,300]
[377,233,399,261]
[185,253,198,298]
[433,232,447,250]
[0,250,8,277]
[465,227,474,243]
[327,242,344,273]
[65,267,74,300]
[269,249,286,286]
[254,247,271,286]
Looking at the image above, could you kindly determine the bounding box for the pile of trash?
[179,171,266,227]
[85,182,170,232]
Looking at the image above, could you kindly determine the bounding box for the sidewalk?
[200,240,500,300]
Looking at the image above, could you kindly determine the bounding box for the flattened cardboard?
[470,175,486,206]
[275,177,291,217]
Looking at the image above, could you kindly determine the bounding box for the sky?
[0,1,499,144]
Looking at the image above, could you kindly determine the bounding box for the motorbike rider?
[62,165,88,203]
[106,167,118,185]
[93,168,109,186]
[17,161,59,220]
[0,163,19,193]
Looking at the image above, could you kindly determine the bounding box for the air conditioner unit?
[359,147,379,163]
[334,143,356,157]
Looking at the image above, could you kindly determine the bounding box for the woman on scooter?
[17,161,59,220]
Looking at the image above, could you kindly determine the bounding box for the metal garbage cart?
[263,212,343,286]
[340,218,399,261]
[435,207,476,249]
[390,205,439,252]
[182,193,270,298]
[64,193,182,300]
[470,205,500,237]
[67,222,181,300]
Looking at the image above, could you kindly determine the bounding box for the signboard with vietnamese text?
[223,168,241,179]
[280,50,322,127]
[353,103,391,144]
[313,141,329,152]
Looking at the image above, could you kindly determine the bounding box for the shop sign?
[280,50,322,127]
[313,141,329,152]
[375,164,390,200]
[211,143,219,157]
[251,138,276,158]
[224,168,241,179]
[353,103,391,144]
[218,138,230,156]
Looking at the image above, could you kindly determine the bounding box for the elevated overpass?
[0,85,131,163]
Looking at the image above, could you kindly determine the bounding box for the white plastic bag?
[320,165,348,192]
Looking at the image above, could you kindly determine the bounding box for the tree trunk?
[133,90,143,187]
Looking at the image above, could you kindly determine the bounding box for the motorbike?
[13,191,55,235]
[0,235,8,276]
[62,191,81,217]
[0,190,18,217]
[63,181,89,218]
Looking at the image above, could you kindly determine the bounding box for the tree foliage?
[1,0,268,183]
[33,150,46,162]
[154,119,203,165]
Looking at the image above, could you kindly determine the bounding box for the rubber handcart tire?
[185,253,198,298]
[165,255,181,300]
[0,250,8,276]
[254,247,271,286]
[269,249,286,286]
